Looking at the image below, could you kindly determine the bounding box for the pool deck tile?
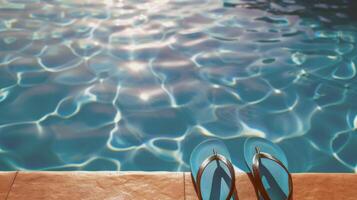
[292,173,357,200]
[184,172,257,200]
[1,172,356,200]
[0,172,17,200]
[6,172,185,200]
[185,173,357,200]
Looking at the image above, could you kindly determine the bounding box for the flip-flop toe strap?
[193,152,236,200]
[252,148,293,200]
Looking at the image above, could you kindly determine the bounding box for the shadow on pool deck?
[0,172,356,200]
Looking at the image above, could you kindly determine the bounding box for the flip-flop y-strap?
[193,150,236,200]
[252,147,293,200]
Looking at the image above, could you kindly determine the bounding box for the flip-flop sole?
[190,139,234,200]
[244,137,290,199]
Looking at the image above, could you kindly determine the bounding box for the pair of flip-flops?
[190,137,293,200]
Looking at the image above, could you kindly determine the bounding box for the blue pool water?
[0,0,356,172]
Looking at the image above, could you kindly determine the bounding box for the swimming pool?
[0,0,356,172]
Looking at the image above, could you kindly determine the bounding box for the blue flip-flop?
[244,137,293,200]
[190,139,236,200]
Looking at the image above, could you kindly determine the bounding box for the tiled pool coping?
[0,172,356,200]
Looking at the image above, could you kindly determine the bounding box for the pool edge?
[1,171,356,199]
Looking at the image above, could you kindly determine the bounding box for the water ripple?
[0,0,356,172]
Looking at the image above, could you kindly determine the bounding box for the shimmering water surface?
[0,0,356,172]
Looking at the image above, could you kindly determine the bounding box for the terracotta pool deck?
[0,172,356,200]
